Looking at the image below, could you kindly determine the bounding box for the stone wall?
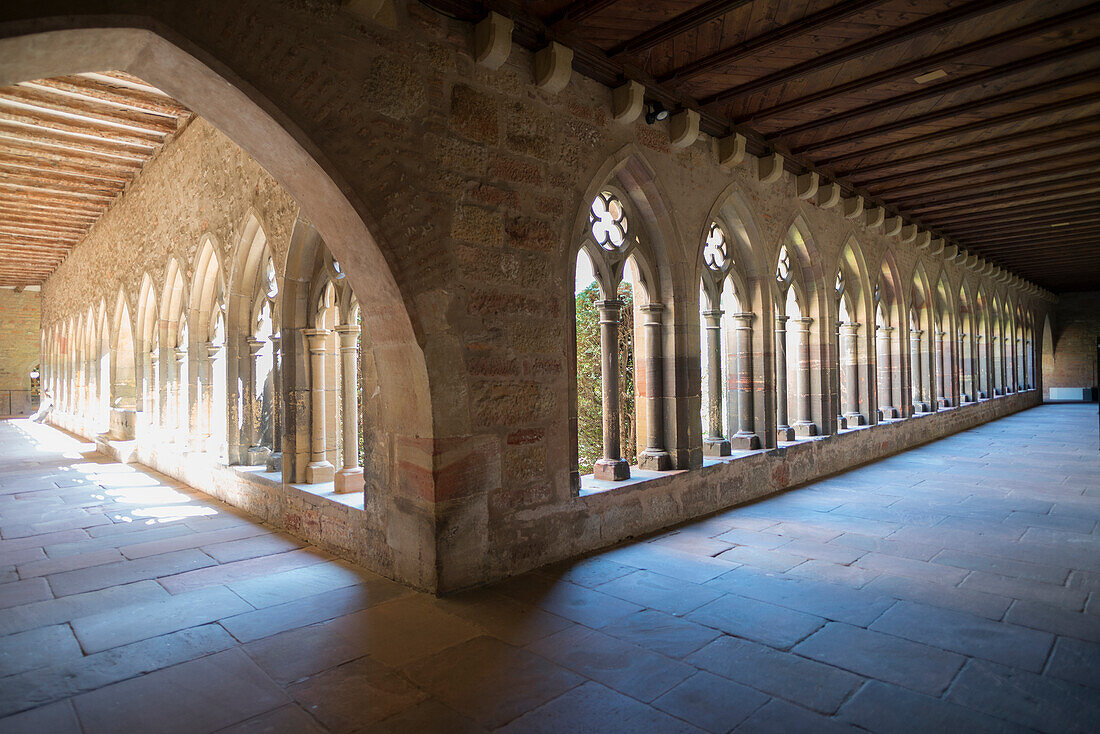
[1044,291,1100,400]
[0,288,40,416]
[6,0,1053,592]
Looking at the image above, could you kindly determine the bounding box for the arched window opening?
[909,271,936,414]
[113,300,137,411]
[834,243,869,429]
[701,220,758,455]
[574,188,669,487]
[773,244,800,442]
[874,259,903,421]
[97,312,110,433]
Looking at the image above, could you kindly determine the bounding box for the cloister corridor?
[0,404,1096,733]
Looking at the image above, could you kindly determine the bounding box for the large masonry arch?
[0,24,439,588]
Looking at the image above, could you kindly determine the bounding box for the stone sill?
[574,390,1032,500]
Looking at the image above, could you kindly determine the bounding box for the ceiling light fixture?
[645,102,669,124]
[914,69,948,84]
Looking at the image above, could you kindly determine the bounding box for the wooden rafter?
[0,71,190,286]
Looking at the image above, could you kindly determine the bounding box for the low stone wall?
[480,390,1043,590]
[48,413,369,567]
[51,390,1039,592]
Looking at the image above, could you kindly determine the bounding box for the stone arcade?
[0,1,1097,732]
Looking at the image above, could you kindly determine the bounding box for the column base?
[334,467,364,494]
[837,415,848,430]
[593,458,630,481]
[246,446,271,466]
[729,432,760,450]
[913,402,929,413]
[306,460,335,484]
[843,412,865,426]
[793,422,817,437]
[265,452,283,472]
[638,450,671,471]
[878,406,897,420]
[937,398,951,409]
[777,426,795,441]
[703,437,731,457]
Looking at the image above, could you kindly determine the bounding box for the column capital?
[638,302,664,314]
[245,336,265,356]
[840,321,861,333]
[173,346,187,362]
[302,328,330,353]
[794,316,813,328]
[774,313,790,326]
[732,311,755,326]
[336,323,361,349]
[876,325,894,334]
[204,342,221,360]
[910,328,924,337]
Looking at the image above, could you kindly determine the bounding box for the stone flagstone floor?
[0,405,1098,733]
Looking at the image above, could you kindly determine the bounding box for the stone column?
[991,335,1001,395]
[793,317,817,436]
[960,332,971,402]
[976,334,986,398]
[303,328,335,483]
[775,314,793,440]
[638,304,671,470]
[142,350,154,427]
[1020,338,1029,389]
[594,300,629,480]
[200,342,218,450]
[841,322,864,425]
[334,324,364,493]
[702,308,730,456]
[935,330,949,408]
[173,346,187,442]
[245,336,265,464]
[148,349,159,428]
[730,312,760,449]
[266,333,283,472]
[876,326,895,419]
[910,329,925,412]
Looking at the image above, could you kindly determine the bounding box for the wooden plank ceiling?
[0,71,190,287]
[431,0,1100,292]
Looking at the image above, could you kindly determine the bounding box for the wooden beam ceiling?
[0,71,190,287]
[461,0,1100,291]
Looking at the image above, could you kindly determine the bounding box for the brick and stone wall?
[6,0,1053,592]
[1044,291,1100,400]
[0,288,40,416]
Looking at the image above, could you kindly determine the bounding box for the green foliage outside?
[575,281,635,474]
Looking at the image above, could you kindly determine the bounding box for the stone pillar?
[935,330,949,408]
[730,312,760,449]
[793,317,817,436]
[841,322,864,425]
[702,308,730,456]
[910,329,926,412]
[245,336,265,464]
[960,332,971,401]
[981,336,990,398]
[594,300,630,480]
[173,346,187,442]
[148,349,159,428]
[876,326,895,419]
[334,324,364,493]
[303,328,335,483]
[775,315,793,441]
[201,342,218,449]
[266,333,283,472]
[638,304,671,471]
[992,335,1001,395]
[142,350,154,426]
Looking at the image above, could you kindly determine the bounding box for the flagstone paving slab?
[0,405,1097,732]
